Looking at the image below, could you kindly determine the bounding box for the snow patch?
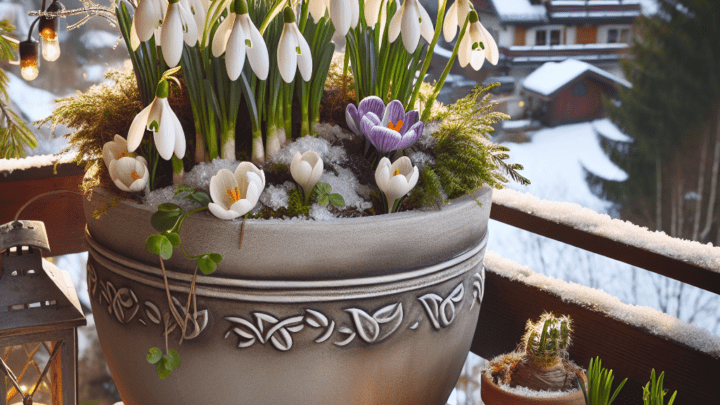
[183,158,240,190]
[80,30,121,50]
[498,383,579,398]
[488,0,547,22]
[259,182,294,210]
[7,73,56,122]
[143,186,197,211]
[270,136,347,166]
[315,122,355,143]
[319,167,372,210]
[0,152,76,175]
[485,250,720,356]
[593,118,633,143]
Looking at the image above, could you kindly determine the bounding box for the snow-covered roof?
[593,118,633,143]
[488,0,548,23]
[522,59,631,97]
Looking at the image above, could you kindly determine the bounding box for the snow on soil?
[485,250,720,357]
[523,59,631,97]
[0,152,76,175]
[593,118,633,142]
[492,119,720,335]
[497,383,579,398]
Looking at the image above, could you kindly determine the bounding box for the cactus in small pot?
[482,313,586,404]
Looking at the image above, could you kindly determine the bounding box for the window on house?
[536,30,547,46]
[620,29,630,43]
[550,30,561,45]
[535,29,562,46]
[572,82,588,97]
[608,28,630,44]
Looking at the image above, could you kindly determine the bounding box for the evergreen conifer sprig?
[0,20,37,158]
[411,85,529,207]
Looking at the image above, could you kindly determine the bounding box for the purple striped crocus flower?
[360,100,424,153]
[346,96,386,143]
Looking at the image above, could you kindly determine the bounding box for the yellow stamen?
[118,152,127,159]
[226,187,241,203]
[393,169,402,176]
[130,170,141,181]
[388,120,404,132]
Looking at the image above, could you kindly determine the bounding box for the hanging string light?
[39,0,62,62]
[19,18,40,81]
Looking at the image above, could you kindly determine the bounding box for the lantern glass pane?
[3,341,59,405]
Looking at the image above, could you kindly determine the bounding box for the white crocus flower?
[208,164,265,220]
[127,79,186,161]
[290,151,324,201]
[458,11,498,71]
[109,156,150,193]
[443,0,471,42]
[277,7,312,83]
[135,0,165,43]
[375,156,419,213]
[212,0,269,81]
[389,0,434,53]
[160,0,198,67]
[102,134,137,169]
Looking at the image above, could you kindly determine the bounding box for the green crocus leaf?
[156,361,171,379]
[146,234,173,260]
[198,255,217,275]
[147,347,163,364]
[317,194,330,206]
[164,350,181,371]
[208,253,223,264]
[151,210,183,232]
[329,193,345,208]
[164,232,181,248]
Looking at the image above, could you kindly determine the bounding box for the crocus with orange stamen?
[361,100,424,153]
[208,163,265,220]
[108,156,150,193]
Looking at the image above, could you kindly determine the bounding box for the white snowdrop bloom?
[181,0,206,42]
[109,156,150,193]
[135,0,165,43]
[127,79,186,161]
[160,0,199,67]
[208,166,264,220]
[103,134,139,169]
[212,0,269,80]
[364,0,383,28]
[277,7,312,83]
[389,0,434,53]
[443,0,471,42]
[291,151,324,200]
[458,11,498,71]
[309,0,359,36]
[375,156,419,212]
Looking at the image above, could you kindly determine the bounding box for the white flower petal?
[480,23,499,65]
[294,25,313,82]
[294,160,314,190]
[417,2,434,44]
[209,202,241,219]
[388,4,403,43]
[114,178,132,192]
[212,13,235,57]
[242,178,261,206]
[400,0,420,52]
[329,0,351,36]
[277,24,298,83]
[130,18,142,51]
[210,169,239,210]
[161,4,184,67]
[242,15,270,80]
[135,0,161,42]
[385,173,412,202]
[127,104,152,152]
[364,0,382,27]
[309,0,328,23]
[374,157,392,190]
[171,111,186,158]
[350,0,359,28]
[443,1,458,42]
[154,101,176,160]
[179,2,199,46]
[225,18,247,81]
[229,199,254,216]
[235,162,265,189]
[458,29,471,67]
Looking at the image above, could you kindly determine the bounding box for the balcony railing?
[502,44,630,67]
[545,0,642,23]
[2,159,718,405]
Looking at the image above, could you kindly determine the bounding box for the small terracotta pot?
[481,372,586,405]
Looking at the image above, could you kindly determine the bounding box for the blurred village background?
[1,1,718,404]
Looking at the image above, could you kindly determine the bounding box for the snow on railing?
[491,188,720,295]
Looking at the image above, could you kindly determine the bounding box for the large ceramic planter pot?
[83,185,492,405]
[481,373,586,405]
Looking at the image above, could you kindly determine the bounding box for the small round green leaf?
[164,349,181,371]
[317,194,330,206]
[316,182,331,195]
[151,210,183,232]
[164,232,181,248]
[329,193,345,207]
[147,347,163,364]
[198,255,217,275]
[156,361,171,379]
[189,192,211,207]
[158,203,182,212]
[208,253,223,264]
[146,234,173,260]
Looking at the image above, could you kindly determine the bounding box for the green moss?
[249,187,310,219]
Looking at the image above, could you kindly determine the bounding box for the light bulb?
[41,36,61,62]
[19,40,39,81]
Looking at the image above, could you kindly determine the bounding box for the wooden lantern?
[0,220,86,405]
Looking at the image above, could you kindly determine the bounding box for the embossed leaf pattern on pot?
[345,302,404,344]
[419,283,465,329]
[226,313,305,352]
[470,268,485,311]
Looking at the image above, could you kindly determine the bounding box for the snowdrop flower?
[127,79,186,161]
[290,151,324,201]
[458,11,498,70]
[375,156,419,213]
[389,0,434,53]
[135,0,166,43]
[181,0,206,42]
[277,7,312,83]
[160,0,199,67]
[361,100,424,153]
[109,156,150,193]
[345,96,386,142]
[212,0,269,80]
[208,163,265,220]
[443,0,471,42]
[309,0,359,36]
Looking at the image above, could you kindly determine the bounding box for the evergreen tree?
[593,0,720,243]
